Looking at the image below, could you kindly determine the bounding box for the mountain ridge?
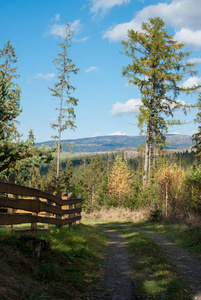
[36,134,194,153]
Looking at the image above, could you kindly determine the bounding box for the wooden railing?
[0,181,82,232]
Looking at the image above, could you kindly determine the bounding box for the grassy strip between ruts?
[0,224,107,300]
[98,224,192,300]
[128,221,201,262]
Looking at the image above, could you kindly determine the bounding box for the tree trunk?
[56,54,66,189]
[144,119,152,184]
[165,182,168,218]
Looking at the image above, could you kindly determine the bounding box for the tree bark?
[144,119,152,184]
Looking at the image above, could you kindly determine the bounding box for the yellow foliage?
[156,165,184,217]
[108,156,133,200]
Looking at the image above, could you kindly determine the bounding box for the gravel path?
[86,224,201,300]
[116,224,201,300]
[86,227,138,300]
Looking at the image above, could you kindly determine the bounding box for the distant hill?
[36,134,194,153]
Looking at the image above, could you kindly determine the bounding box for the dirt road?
[85,224,201,300]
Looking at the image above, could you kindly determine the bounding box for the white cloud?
[51,14,60,22]
[103,20,141,42]
[111,98,188,116]
[86,66,100,73]
[174,99,186,106]
[35,73,55,80]
[103,0,201,44]
[76,36,89,43]
[168,132,181,135]
[135,0,201,29]
[90,0,130,15]
[181,76,201,88]
[188,57,201,64]
[175,28,201,48]
[187,130,197,136]
[71,20,82,33]
[48,20,81,38]
[55,14,60,22]
[111,98,141,116]
[91,132,100,137]
[108,132,128,136]
[48,24,66,38]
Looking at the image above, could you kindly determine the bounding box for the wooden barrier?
[0,181,82,232]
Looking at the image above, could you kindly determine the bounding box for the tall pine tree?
[50,23,79,188]
[122,17,198,182]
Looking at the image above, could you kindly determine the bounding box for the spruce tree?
[28,129,35,146]
[122,17,198,182]
[82,155,103,204]
[0,41,22,180]
[0,41,22,140]
[49,23,79,188]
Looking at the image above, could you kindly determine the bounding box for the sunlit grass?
[102,225,191,300]
[130,221,201,260]
[0,224,107,299]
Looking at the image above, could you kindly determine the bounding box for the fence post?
[7,208,13,233]
[44,197,51,230]
[7,194,13,233]
[76,194,82,225]
[44,199,50,230]
[68,193,73,228]
[31,196,38,231]
[56,192,62,230]
[45,189,52,230]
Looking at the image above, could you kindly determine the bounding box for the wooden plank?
[0,197,81,215]
[0,182,82,207]
[0,197,41,213]
[62,199,82,205]
[62,207,82,215]
[0,181,62,204]
[0,213,81,226]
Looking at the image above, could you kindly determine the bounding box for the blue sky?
[1,0,201,143]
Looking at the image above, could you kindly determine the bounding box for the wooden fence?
[0,181,82,232]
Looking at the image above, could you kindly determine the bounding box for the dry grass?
[188,213,201,228]
[82,207,150,223]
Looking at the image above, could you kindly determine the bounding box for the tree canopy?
[122,17,198,181]
[0,41,22,140]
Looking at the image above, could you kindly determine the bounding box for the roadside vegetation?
[1,216,200,299]
[132,221,201,261]
[97,223,191,300]
[0,224,107,300]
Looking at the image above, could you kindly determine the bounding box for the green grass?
[51,151,81,160]
[99,224,191,300]
[0,224,107,299]
[129,221,201,261]
[1,216,200,299]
